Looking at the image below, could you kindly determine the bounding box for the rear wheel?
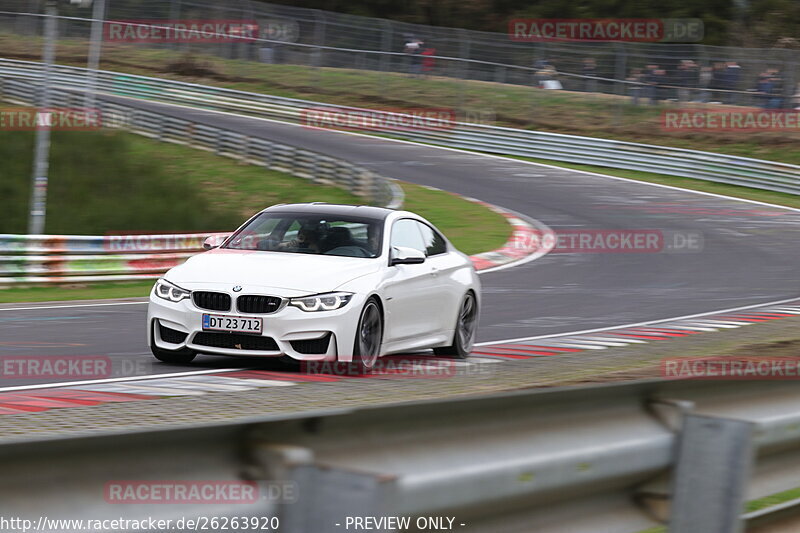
[351,298,383,373]
[434,291,478,359]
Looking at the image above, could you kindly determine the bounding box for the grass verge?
[0,281,155,304]
[2,127,510,248]
[635,484,800,533]
[399,183,509,253]
[0,129,359,234]
[1,129,510,303]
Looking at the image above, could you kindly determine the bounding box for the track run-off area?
[1,93,799,396]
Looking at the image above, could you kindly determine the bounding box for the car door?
[382,218,440,344]
[416,221,463,333]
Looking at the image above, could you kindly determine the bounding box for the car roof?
[262,203,395,221]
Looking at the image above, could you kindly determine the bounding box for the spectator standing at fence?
[627,68,644,105]
[698,66,713,103]
[676,60,697,103]
[533,58,559,88]
[768,69,784,109]
[421,45,436,76]
[794,83,800,110]
[710,62,725,103]
[756,73,774,109]
[724,61,742,104]
[533,58,550,87]
[643,64,660,105]
[405,38,422,76]
[582,58,597,93]
[654,69,668,103]
[688,61,700,101]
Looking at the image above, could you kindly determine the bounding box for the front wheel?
[351,298,383,373]
[434,291,478,359]
[150,322,196,364]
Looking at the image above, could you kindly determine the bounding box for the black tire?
[151,345,197,364]
[434,291,478,359]
[351,297,383,373]
[277,355,300,370]
[150,322,196,364]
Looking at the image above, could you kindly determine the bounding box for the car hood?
[165,249,382,295]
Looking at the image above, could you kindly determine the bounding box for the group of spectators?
[542,58,792,109]
[626,61,790,108]
[400,43,795,109]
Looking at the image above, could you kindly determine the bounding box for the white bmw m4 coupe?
[147,203,481,371]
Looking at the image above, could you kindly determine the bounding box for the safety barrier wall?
[4,379,800,532]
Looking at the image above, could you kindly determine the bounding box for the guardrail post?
[247,441,391,533]
[264,140,274,168]
[310,153,320,184]
[669,414,754,533]
[156,115,166,141]
[215,129,223,155]
[241,135,250,163]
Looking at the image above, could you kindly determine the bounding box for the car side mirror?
[202,236,218,250]
[390,246,426,266]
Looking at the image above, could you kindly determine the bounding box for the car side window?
[417,223,447,256]
[390,219,426,253]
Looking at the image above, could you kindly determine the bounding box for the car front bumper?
[147,289,365,362]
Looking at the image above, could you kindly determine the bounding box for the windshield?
[222,212,383,258]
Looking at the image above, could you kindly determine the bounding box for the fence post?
[84,0,106,110]
[312,10,326,91]
[613,42,628,128]
[379,20,392,96]
[458,29,470,119]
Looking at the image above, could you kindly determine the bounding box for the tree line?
[265,0,800,47]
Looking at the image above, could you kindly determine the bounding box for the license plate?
[202,314,263,334]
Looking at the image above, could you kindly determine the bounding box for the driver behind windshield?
[279,225,321,253]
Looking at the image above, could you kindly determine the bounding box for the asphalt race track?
[1,95,799,386]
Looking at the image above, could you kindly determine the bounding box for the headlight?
[289,292,353,312]
[154,279,191,303]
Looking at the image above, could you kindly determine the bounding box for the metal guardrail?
[2,58,797,196]
[0,232,228,283]
[4,378,800,532]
